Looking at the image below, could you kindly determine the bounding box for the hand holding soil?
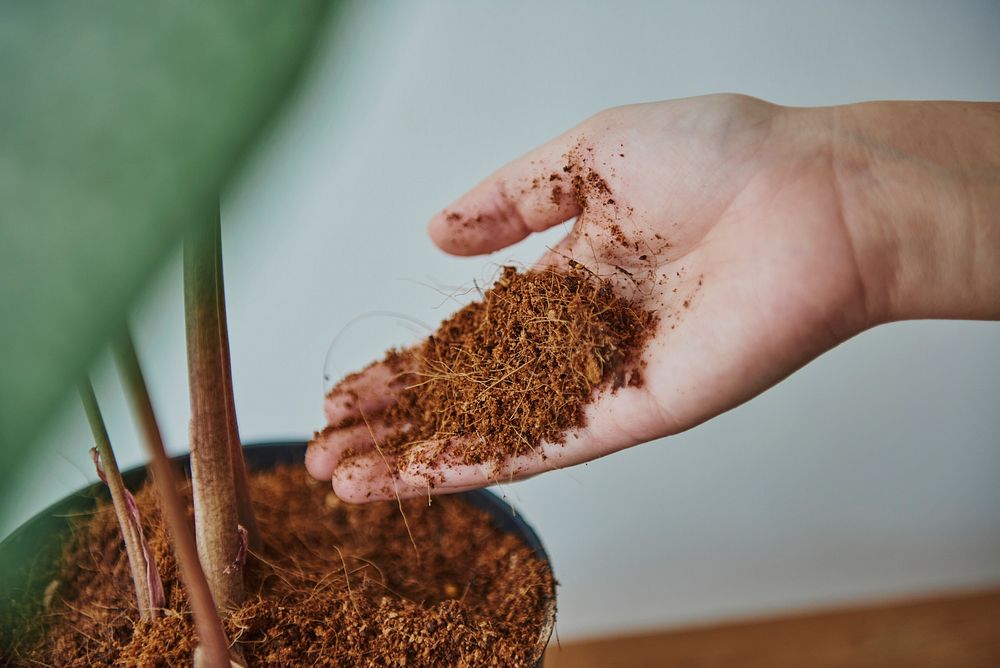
[308,94,1000,503]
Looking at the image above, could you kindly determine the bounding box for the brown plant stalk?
[115,333,234,667]
[214,222,261,552]
[184,219,245,611]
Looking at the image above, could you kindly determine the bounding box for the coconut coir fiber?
[4,465,554,666]
[327,266,656,474]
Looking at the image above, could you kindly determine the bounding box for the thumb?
[428,130,583,256]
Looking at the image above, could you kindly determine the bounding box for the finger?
[428,132,583,256]
[330,451,484,504]
[399,389,666,491]
[398,435,584,490]
[305,418,400,481]
[325,355,413,425]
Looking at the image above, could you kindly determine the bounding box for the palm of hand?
[309,95,869,502]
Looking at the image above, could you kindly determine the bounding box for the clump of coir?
[328,266,656,471]
[4,465,554,667]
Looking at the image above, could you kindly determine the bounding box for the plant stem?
[115,333,233,667]
[79,379,157,621]
[185,219,244,610]
[214,221,261,552]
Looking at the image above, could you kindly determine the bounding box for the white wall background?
[4,0,999,640]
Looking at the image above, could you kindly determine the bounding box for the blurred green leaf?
[0,1,333,515]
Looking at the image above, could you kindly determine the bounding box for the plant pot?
[0,440,556,666]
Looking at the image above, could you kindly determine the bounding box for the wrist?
[828,101,1000,324]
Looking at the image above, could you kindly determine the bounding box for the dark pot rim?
[0,440,556,664]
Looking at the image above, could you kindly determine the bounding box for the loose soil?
[3,465,555,666]
[326,266,657,475]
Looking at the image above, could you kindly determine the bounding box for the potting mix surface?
[4,465,555,666]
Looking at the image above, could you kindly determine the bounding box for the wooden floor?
[543,589,1000,668]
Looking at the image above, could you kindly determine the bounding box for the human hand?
[308,94,1000,502]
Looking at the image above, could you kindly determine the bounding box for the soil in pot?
[2,463,555,666]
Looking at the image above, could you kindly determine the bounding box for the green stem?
[115,333,233,667]
[79,379,155,621]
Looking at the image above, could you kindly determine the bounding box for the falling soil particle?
[330,266,656,477]
[3,465,555,667]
